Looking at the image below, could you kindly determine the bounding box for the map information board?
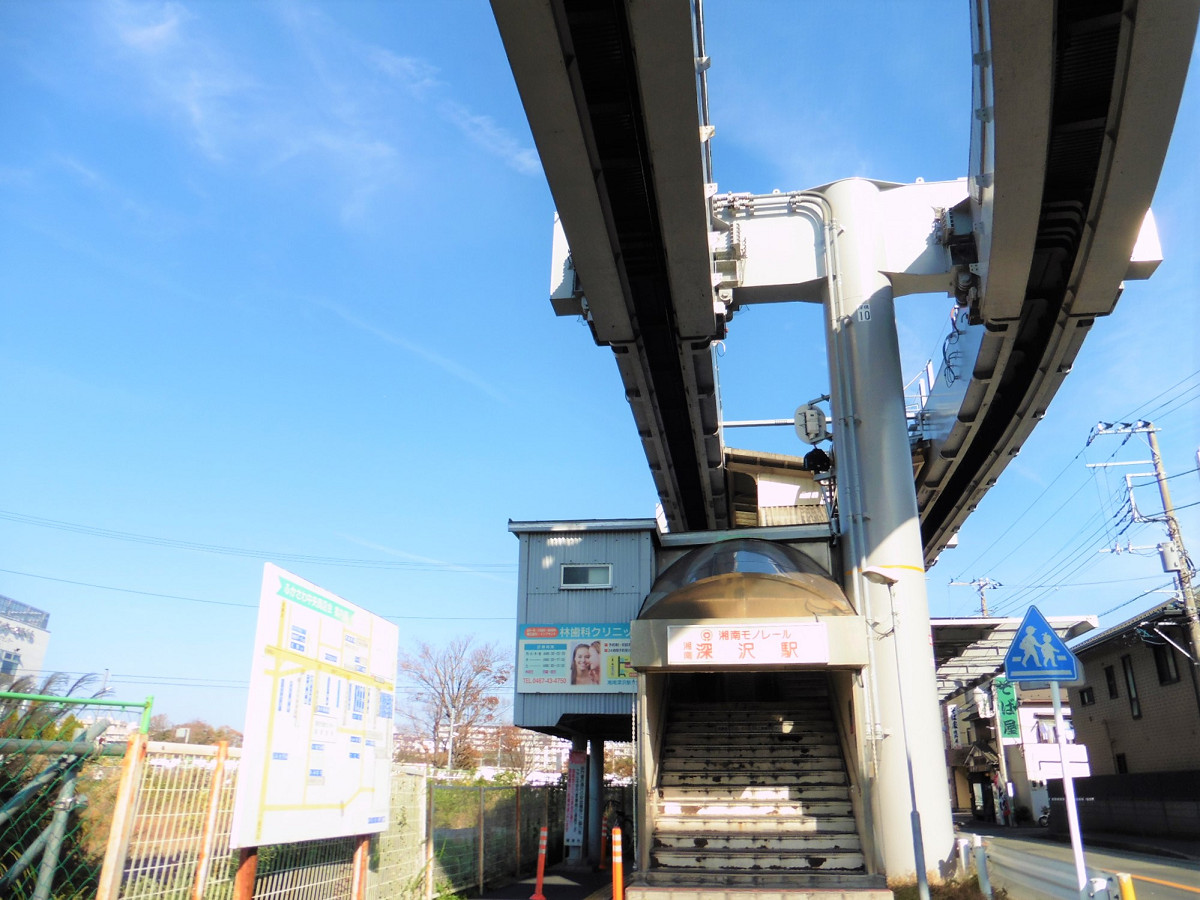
[230,564,399,848]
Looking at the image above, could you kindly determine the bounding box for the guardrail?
[984,840,1127,900]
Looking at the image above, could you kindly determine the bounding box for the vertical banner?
[564,751,587,847]
[946,702,964,748]
[993,677,1021,745]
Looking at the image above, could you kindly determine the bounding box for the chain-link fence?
[0,691,151,900]
[93,742,570,900]
[426,783,565,898]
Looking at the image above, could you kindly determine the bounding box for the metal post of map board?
[352,835,369,900]
[233,847,258,900]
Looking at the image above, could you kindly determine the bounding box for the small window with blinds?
[560,564,612,589]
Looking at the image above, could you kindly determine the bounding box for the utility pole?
[1091,421,1200,665]
[950,577,1002,616]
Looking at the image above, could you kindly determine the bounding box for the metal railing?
[0,691,153,900]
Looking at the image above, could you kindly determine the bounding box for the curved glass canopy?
[639,539,854,620]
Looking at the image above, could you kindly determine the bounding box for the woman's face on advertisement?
[573,645,591,673]
[589,645,601,674]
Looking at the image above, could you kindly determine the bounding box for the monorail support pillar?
[822,177,955,880]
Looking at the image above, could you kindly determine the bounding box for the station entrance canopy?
[930,615,1096,702]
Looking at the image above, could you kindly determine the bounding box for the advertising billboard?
[517,623,634,693]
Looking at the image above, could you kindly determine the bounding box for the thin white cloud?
[368,48,441,97]
[93,0,539,220]
[54,155,106,188]
[52,154,159,226]
[112,0,186,52]
[319,302,509,404]
[367,47,540,176]
[439,100,542,176]
[338,534,514,584]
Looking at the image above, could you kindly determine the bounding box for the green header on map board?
[277,577,353,623]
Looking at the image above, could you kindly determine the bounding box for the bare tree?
[398,636,511,769]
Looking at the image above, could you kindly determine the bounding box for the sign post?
[1004,606,1087,896]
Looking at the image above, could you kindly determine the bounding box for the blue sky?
[1,2,1196,728]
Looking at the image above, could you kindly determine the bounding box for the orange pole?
[233,847,258,900]
[529,825,548,900]
[599,810,610,870]
[352,835,370,900]
[96,731,148,900]
[190,741,229,900]
[611,827,623,900]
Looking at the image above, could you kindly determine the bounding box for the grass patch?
[889,875,1008,900]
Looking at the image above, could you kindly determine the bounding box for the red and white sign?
[564,751,587,847]
[666,623,829,666]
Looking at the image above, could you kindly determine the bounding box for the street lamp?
[863,565,930,900]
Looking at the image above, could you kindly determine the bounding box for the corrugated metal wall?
[514,525,655,730]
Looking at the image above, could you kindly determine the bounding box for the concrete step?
[668,704,833,716]
[655,813,858,834]
[653,832,862,853]
[658,784,850,803]
[660,769,847,789]
[657,800,853,820]
[629,874,890,898]
[649,846,866,873]
[667,724,835,734]
[663,726,836,740]
[660,761,843,778]
[665,712,832,723]
[670,698,829,710]
[662,748,840,763]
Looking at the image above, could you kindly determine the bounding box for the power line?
[948,449,1087,581]
[0,567,516,622]
[0,509,516,573]
[23,670,511,696]
[1114,368,1200,423]
[998,574,1165,589]
[1098,581,1178,618]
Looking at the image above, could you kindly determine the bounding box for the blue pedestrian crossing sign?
[1004,606,1081,682]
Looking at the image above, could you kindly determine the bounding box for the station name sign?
[667,622,829,666]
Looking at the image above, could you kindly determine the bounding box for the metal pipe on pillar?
[587,737,605,865]
[821,177,954,880]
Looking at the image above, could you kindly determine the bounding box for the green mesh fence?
[427,783,565,898]
[0,691,150,900]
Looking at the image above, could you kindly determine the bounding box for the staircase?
[632,673,888,900]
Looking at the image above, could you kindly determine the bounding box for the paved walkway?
[480,863,614,900]
[480,824,1195,900]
